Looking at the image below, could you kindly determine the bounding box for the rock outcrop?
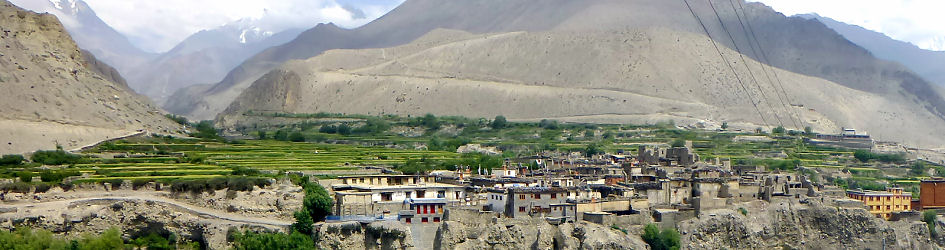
[679,200,939,249]
[313,221,414,250]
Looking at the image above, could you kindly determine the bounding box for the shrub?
[0,154,24,165]
[491,115,507,130]
[299,179,333,222]
[289,132,306,142]
[353,118,391,135]
[642,224,680,250]
[257,131,267,140]
[318,125,337,134]
[738,207,748,216]
[232,166,261,176]
[853,150,906,163]
[539,119,559,129]
[33,183,51,193]
[1,182,32,193]
[132,179,152,190]
[273,130,290,141]
[191,120,221,140]
[31,150,83,165]
[336,124,352,135]
[292,210,314,235]
[230,231,314,250]
[923,210,938,236]
[17,172,33,182]
[39,170,80,183]
[165,114,189,125]
[772,126,786,134]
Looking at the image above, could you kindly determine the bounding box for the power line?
[682,0,769,127]
[706,0,784,128]
[733,0,805,129]
[726,0,800,130]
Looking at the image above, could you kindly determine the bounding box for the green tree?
[584,143,604,157]
[31,150,82,165]
[301,180,333,222]
[231,231,314,250]
[641,224,680,250]
[292,210,314,236]
[911,161,928,176]
[804,126,813,135]
[0,154,24,166]
[721,122,729,130]
[77,228,125,250]
[670,139,686,148]
[192,120,220,140]
[273,130,290,141]
[289,132,306,142]
[491,116,508,130]
[337,124,352,135]
[924,210,938,236]
[257,131,267,140]
[772,126,786,134]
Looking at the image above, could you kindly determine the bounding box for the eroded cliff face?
[313,221,415,250]
[679,200,941,249]
[434,218,649,250]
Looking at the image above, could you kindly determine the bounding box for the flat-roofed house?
[332,175,466,218]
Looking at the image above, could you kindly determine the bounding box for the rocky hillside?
[679,200,939,249]
[801,14,945,87]
[9,0,156,75]
[216,27,945,147]
[0,0,182,154]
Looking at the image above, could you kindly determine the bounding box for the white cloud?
[78,0,404,53]
[752,0,945,51]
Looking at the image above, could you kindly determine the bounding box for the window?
[519,206,526,212]
[417,190,426,198]
[359,178,364,183]
[456,191,462,199]
[381,192,393,201]
[422,218,428,223]
[405,218,411,224]
[423,205,429,214]
[534,194,541,199]
[416,206,420,214]
[438,205,443,213]
[438,191,446,198]
[433,217,441,223]
[519,194,526,200]
[406,191,412,198]
[551,193,557,199]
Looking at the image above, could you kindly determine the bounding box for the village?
[319,132,945,235]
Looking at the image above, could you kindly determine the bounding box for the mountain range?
[799,14,945,88]
[165,0,945,147]
[7,0,945,149]
[10,0,305,104]
[0,0,181,154]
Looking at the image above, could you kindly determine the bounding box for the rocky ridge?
[0,0,182,154]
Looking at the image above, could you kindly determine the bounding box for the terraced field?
[74,139,459,182]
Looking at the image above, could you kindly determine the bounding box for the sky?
[752,0,945,51]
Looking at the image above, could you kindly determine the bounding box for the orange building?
[920,179,945,210]
[846,187,912,220]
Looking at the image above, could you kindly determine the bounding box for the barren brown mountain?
[0,0,183,154]
[170,0,943,147]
